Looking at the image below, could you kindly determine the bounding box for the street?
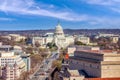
[30,52,59,80]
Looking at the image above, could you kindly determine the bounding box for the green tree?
[30,54,43,68]
[74,41,86,45]
[25,46,34,54]
[46,42,57,50]
[35,41,41,47]
[53,71,61,80]
[52,60,62,70]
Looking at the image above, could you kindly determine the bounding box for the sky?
[0,0,120,30]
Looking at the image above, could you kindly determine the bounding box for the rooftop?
[68,70,80,77]
[0,45,12,48]
[0,51,20,58]
[75,50,119,55]
[85,78,120,80]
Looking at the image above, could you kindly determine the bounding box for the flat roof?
[0,45,12,48]
[70,56,100,63]
[85,78,120,80]
[75,50,119,54]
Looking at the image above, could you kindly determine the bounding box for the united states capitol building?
[32,23,75,48]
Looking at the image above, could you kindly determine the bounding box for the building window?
[97,66,99,69]
[83,63,85,66]
[90,64,92,67]
[10,74,13,75]
[10,71,13,72]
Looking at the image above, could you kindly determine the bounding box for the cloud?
[0,0,112,24]
[82,0,120,14]
[111,7,120,13]
[2,0,116,23]
[83,0,120,6]
[0,0,120,28]
[86,17,120,28]
[0,0,89,21]
[0,17,14,21]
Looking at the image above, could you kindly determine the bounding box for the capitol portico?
[33,23,74,49]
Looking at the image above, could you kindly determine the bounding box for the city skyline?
[0,0,120,30]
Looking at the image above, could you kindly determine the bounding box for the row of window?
[1,61,14,63]
[1,59,14,60]
[70,60,99,69]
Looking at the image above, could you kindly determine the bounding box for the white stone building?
[2,63,20,80]
[62,69,85,80]
[69,46,120,78]
[0,52,26,80]
[8,34,26,42]
[95,33,119,43]
[75,35,90,45]
[33,23,74,48]
[111,36,119,43]
[67,46,76,56]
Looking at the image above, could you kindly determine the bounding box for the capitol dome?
[55,23,64,36]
